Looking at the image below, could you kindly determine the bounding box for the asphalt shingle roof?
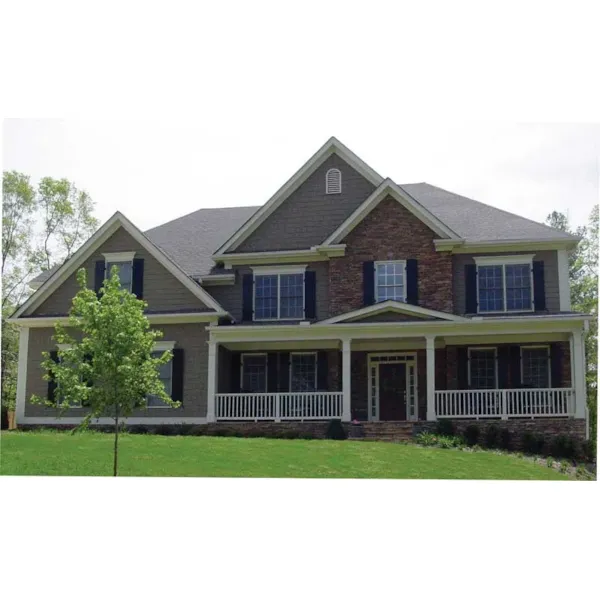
[30,182,578,285]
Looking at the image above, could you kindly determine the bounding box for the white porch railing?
[434,388,575,419]
[216,392,343,421]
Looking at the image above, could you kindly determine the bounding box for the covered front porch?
[206,318,587,424]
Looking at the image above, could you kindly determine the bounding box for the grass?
[0,430,573,479]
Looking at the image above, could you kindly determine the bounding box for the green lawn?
[1,431,571,479]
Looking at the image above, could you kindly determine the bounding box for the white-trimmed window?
[54,344,82,408]
[147,341,175,408]
[474,255,534,313]
[468,347,498,389]
[521,346,551,388]
[103,251,135,292]
[253,266,306,320]
[375,260,406,302]
[290,352,317,392]
[325,168,342,194]
[241,353,267,393]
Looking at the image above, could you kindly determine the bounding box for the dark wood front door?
[379,363,407,421]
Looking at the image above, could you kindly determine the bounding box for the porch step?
[357,422,416,442]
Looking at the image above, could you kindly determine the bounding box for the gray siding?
[25,324,209,418]
[209,262,330,322]
[29,227,210,316]
[453,250,560,315]
[234,154,376,252]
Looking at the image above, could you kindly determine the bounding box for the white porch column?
[15,326,30,425]
[426,335,436,421]
[572,329,586,419]
[206,340,218,422]
[342,338,352,422]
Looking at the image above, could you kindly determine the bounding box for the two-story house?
[10,137,590,440]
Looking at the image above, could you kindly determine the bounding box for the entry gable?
[215,137,384,255]
[323,179,461,244]
[321,300,468,324]
[13,212,226,319]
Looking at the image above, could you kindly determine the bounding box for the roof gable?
[321,300,467,323]
[12,212,227,320]
[324,179,460,244]
[214,137,384,255]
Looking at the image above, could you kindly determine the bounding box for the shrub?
[550,435,577,460]
[415,432,439,447]
[484,424,501,449]
[325,419,347,440]
[282,430,300,439]
[131,425,148,435]
[189,426,206,436]
[522,431,545,455]
[464,424,480,446]
[546,456,554,468]
[178,424,194,436]
[559,460,570,474]
[435,419,455,437]
[415,433,463,449]
[580,439,596,463]
[499,428,512,451]
[300,433,315,440]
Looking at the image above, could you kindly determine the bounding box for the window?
[468,348,497,389]
[103,252,135,292]
[475,255,534,313]
[253,267,305,320]
[241,354,267,392]
[375,261,406,302]
[54,345,82,408]
[521,346,550,388]
[147,351,173,407]
[326,168,342,194]
[290,353,317,392]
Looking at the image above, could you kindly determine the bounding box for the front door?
[378,363,407,421]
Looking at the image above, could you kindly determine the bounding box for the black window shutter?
[497,346,510,389]
[550,343,562,387]
[242,274,253,321]
[171,348,184,403]
[267,353,278,392]
[317,351,328,391]
[457,347,468,389]
[465,264,477,314]
[132,258,145,299]
[406,259,418,305]
[509,345,521,388]
[231,353,241,393]
[363,261,375,306]
[48,350,59,403]
[304,271,316,319]
[533,261,546,311]
[278,352,290,392]
[94,260,105,296]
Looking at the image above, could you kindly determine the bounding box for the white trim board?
[11,211,228,319]
[214,137,384,255]
[323,179,461,244]
[321,300,468,324]
[18,416,210,426]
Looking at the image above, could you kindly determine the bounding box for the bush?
[499,428,512,451]
[189,426,206,436]
[325,419,347,440]
[282,430,300,439]
[435,419,455,437]
[300,433,315,440]
[580,439,596,463]
[550,435,577,460]
[484,424,501,449]
[415,432,464,449]
[415,432,439,447]
[522,431,545,455]
[464,424,480,446]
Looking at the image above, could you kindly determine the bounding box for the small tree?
[31,266,179,475]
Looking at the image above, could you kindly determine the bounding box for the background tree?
[546,207,598,449]
[1,171,99,418]
[31,267,178,475]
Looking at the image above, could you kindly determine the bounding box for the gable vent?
[326,168,342,194]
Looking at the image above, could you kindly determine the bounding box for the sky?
[3,120,599,233]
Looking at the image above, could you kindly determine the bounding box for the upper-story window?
[253,266,305,320]
[325,168,342,194]
[103,252,136,292]
[375,260,406,302]
[474,255,534,313]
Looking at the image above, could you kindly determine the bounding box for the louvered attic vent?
[326,168,342,194]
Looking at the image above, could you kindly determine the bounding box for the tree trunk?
[113,405,119,477]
